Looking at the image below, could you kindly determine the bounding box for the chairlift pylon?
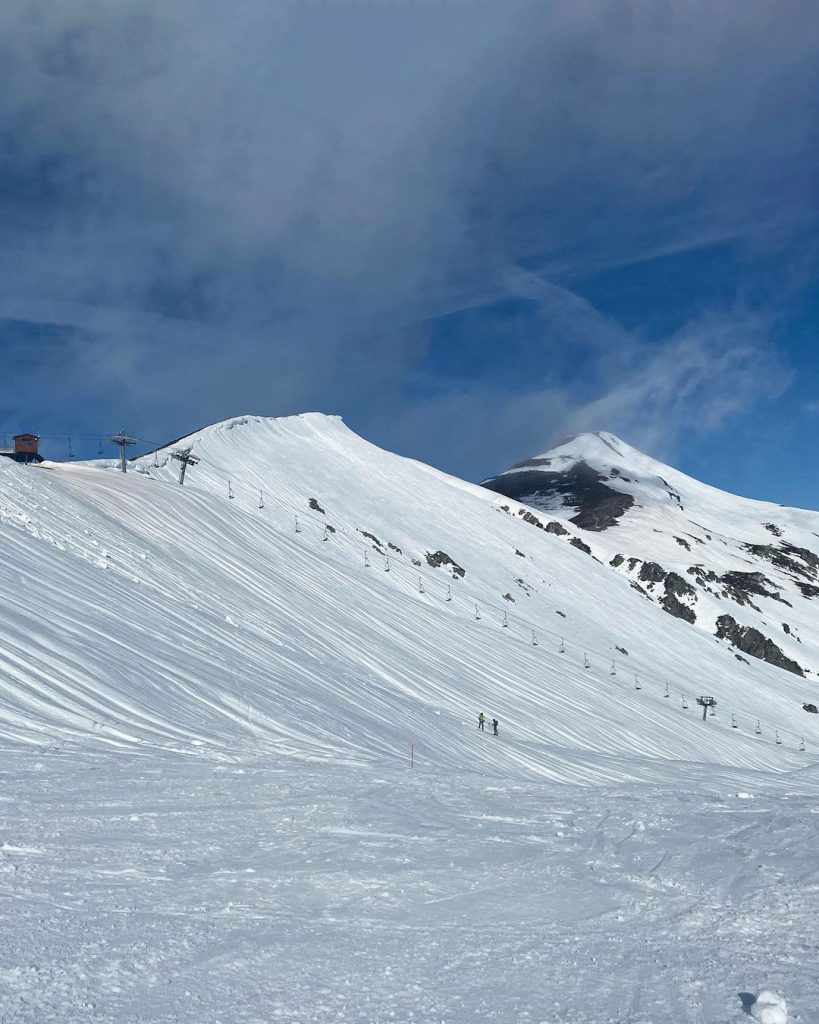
[755,719,762,735]
[635,675,641,690]
[446,585,452,602]
[502,611,508,627]
[681,693,688,709]
[559,637,565,654]
[532,630,538,646]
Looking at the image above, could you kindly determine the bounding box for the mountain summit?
[482,432,819,677]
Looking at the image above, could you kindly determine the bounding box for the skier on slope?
[492,719,499,736]
[478,712,485,731]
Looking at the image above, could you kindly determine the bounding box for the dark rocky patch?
[630,581,650,598]
[674,536,691,551]
[734,653,750,664]
[627,557,641,572]
[660,573,697,623]
[325,524,336,534]
[503,592,515,603]
[688,566,719,589]
[387,542,402,554]
[615,645,629,656]
[763,522,783,537]
[743,542,819,580]
[638,562,667,584]
[411,558,422,566]
[610,553,625,568]
[715,614,804,676]
[719,571,789,609]
[803,703,819,714]
[515,549,526,558]
[425,551,465,578]
[555,609,566,618]
[569,537,592,555]
[308,497,325,514]
[783,623,791,634]
[358,529,383,550]
[545,521,569,536]
[481,460,635,532]
[795,582,819,599]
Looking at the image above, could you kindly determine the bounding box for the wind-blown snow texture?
[1,415,817,1021]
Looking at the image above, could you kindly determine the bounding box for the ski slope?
[1,414,817,1023]
[1,413,817,784]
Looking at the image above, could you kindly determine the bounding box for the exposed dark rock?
[720,571,789,609]
[715,614,804,676]
[503,593,515,603]
[796,582,819,599]
[545,520,569,536]
[411,558,422,566]
[803,703,818,714]
[481,460,635,531]
[615,645,629,656]
[518,509,544,530]
[638,562,667,584]
[688,566,719,589]
[763,522,783,537]
[515,549,525,558]
[569,537,592,555]
[660,573,697,623]
[674,536,692,551]
[743,542,819,580]
[783,623,791,634]
[326,524,336,534]
[387,542,402,554]
[630,581,650,598]
[308,497,325,514]
[734,654,750,664]
[555,609,566,618]
[610,553,625,568]
[358,529,383,549]
[627,557,641,572]
[425,551,465,578]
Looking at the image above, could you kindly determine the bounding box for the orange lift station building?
[0,434,44,465]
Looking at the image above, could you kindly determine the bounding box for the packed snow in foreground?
[0,750,815,1023]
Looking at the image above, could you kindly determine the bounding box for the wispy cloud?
[0,1,815,467]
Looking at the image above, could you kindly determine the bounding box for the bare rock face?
[660,573,697,623]
[482,461,634,532]
[715,614,804,676]
[425,550,465,578]
[719,571,790,609]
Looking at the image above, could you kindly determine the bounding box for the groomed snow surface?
[1,752,816,1023]
[1,414,817,1021]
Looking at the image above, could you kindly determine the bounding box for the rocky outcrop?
[743,542,819,580]
[481,460,634,531]
[714,614,804,676]
[660,573,697,623]
[719,571,789,609]
[425,550,465,578]
[638,562,667,584]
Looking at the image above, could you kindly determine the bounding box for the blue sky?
[1,1,818,508]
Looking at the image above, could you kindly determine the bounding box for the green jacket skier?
[478,712,485,731]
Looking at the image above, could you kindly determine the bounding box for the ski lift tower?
[170,447,200,485]
[696,695,717,722]
[108,430,137,473]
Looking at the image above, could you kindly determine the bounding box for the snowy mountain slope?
[1,415,818,784]
[482,431,819,683]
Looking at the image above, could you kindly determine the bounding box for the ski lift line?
[57,449,811,755]
[158,479,804,749]
[357,549,814,745]
[367,551,811,748]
